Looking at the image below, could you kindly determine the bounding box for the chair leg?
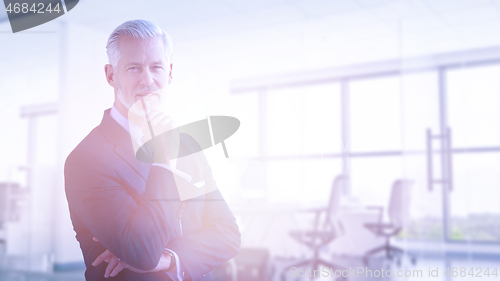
[313,259,346,281]
[387,245,406,266]
[280,259,311,281]
[365,245,386,257]
[288,259,313,269]
[317,258,345,271]
[362,245,386,265]
[389,245,403,254]
[280,257,347,281]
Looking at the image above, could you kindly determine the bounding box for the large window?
[446,65,500,242]
[350,76,401,152]
[234,54,500,243]
[228,93,259,158]
[265,83,342,204]
[267,83,341,156]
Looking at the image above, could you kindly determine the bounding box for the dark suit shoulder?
[66,125,113,163]
[64,126,120,186]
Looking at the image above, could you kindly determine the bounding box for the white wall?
[55,22,113,265]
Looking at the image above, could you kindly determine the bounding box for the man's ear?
[168,63,173,84]
[105,64,116,87]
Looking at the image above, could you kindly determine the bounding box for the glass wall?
[400,71,442,241]
[447,65,500,242]
[241,62,500,244]
[265,83,342,204]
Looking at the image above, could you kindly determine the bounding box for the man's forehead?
[119,35,159,45]
[118,36,167,59]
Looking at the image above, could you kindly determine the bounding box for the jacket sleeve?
[64,149,176,270]
[165,152,241,280]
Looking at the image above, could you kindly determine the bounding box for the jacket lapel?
[98,109,151,182]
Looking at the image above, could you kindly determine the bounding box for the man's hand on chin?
[91,237,172,278]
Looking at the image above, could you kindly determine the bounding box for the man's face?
[107,36,171,117]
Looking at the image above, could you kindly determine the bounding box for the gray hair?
[106,20,173,67]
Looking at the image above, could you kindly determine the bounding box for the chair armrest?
[298,207,328,232]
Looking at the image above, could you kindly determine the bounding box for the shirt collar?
[110,104,144,144]
[109,104,185,177]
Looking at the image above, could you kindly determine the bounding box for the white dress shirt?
[109,105,191,182]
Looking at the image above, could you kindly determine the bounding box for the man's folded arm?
[64,149,175,270]
[166,156,241,280]
[167,188,241,280]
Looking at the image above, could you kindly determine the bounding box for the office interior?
[1,0,500,280]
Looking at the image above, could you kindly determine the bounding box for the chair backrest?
[326,175,348,224]
[388,179,413,227]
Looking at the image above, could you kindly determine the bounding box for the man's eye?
[128,67,138,71]
[154,66,163,69]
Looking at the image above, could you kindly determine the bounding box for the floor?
[272,253,500,281]
[0,252,499,280]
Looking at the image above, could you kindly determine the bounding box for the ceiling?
[58,0,500,41]
[3,0,500,74]
[0,0,497,38]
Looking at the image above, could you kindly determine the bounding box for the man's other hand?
[92,237,172,277]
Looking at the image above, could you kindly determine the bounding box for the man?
[64,20,241,281]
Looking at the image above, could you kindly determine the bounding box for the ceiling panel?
[286,0,361,18]
[423,0,492,12]
[401,15,448,32]
[216,0,287,13]
[368,0,433,20]
[439,6,500,26]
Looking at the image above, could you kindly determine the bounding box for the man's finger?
[146,110,164,120]
[156,118,174,132]
[104,256,121,278]
[93,237,99,242]
[146,111,164,126]
[109,261,126,277]
[151,113,174,128]
[92,249,112,267]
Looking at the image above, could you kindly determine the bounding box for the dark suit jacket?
[64,109,241,281]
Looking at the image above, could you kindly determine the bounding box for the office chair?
[362,179,414,266]
[280,175,348,281]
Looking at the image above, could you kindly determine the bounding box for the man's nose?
[140,69,154,86]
